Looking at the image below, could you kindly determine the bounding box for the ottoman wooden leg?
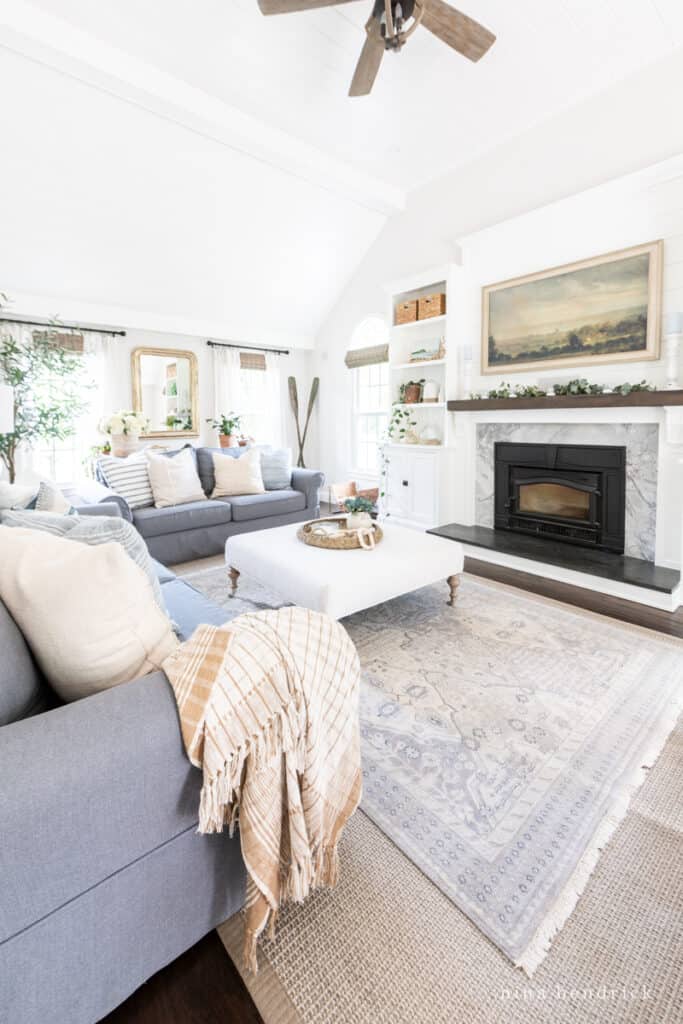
[229,566,240,598]
[447,574,461,606]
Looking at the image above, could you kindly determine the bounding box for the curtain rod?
[207,339,289,356]
[0,316,126,337]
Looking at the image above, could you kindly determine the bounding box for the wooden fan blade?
[421,0,495,62]
[349,19,385,97]
[258,0,360,14]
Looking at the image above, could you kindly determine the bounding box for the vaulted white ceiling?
[19,0,683,190]
[1,0,683,343]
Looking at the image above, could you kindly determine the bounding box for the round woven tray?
[297,517,383,550]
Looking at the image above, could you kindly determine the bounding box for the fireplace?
[494,442,626,553]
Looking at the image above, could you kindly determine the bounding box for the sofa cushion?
[151,558,176,584]
[0,600,49,725]
[196,446,241,496]
[161,578,232,641]
[229,488,306,522]
[133,499,232,539]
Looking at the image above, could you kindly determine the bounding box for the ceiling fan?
[257,1,496,96]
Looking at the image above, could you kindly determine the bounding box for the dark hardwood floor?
[102,560,683,1023]
[465,557,683,638]
[101,932,262,1024]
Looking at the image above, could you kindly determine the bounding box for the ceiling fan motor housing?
[372,1,416,23]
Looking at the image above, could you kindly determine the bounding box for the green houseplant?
[0,301,90,483]
[207,412,242,448]
[343,495,374,530]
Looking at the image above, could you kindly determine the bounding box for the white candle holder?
[664,313,683,390]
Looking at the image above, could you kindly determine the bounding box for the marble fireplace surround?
[446,405,683,609]
[475,422,658,561]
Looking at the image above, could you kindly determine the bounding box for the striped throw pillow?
[97,451,154,510]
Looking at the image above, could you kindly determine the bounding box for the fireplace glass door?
[517,481,591,521]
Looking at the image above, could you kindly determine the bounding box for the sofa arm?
[77,501,123,518]
[66,479,133,522]
[291,468,325,510]
[0,672,207,946]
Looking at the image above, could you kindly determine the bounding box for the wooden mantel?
[447,390,683,412]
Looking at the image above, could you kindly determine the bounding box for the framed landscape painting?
[481,240,663,375]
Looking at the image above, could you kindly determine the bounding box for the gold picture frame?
[481,240,663,376]
[131,347,199,438]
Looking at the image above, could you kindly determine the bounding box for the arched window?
[350,316,389,351]
[348,316,390,475]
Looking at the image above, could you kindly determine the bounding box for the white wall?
[0,45,387,349]
[314,48,683,485]
[456,159,683,398]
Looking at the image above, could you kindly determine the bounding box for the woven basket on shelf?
[297,517,383,550]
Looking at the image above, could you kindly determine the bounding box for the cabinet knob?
[402,480,409,487]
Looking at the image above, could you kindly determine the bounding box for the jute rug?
[184,567,683,1021]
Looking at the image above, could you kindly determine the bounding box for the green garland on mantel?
[470,378,655,401]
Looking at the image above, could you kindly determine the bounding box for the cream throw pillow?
[0,528,179,702]
[212,448,265,497]
[146,448,205,509]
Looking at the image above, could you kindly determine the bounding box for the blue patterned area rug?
[185,566,683,975]
[343,577,683,974]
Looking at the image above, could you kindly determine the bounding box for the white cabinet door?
[412,454,438,525]
[384,448,439,526]
[386,450,412,520]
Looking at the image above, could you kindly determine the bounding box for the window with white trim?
[348,316,390,476]
[30,333,99,486]
[352,361,389,474]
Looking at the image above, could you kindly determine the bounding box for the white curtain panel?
[264,351,285,447]
[212,344,241,419]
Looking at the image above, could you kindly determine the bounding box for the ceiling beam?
[0,0,406,217]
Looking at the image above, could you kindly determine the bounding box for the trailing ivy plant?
[0,298,89,483]
[553,378,605,396]
[612,380,654,395]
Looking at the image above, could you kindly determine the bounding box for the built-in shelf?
[447,390,683,412]
[394,402,446,410]
[392,314,447,332]
[391,358,446,370]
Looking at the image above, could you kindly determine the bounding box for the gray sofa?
[0,510,247,1024]
[93,445,324,564]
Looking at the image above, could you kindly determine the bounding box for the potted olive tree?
[0,307,89,482]
[207,412,242,448]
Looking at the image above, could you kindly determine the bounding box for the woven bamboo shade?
[344,344,389,370]
[239,351,266,371]
[32,330,84,353]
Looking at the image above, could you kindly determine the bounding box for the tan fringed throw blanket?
[162,606,362,971]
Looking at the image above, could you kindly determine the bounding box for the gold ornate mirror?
[131,347,199,438]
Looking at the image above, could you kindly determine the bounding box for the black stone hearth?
[427,524,680,595]
[495,441,626,553]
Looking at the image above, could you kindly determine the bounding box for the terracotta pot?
[403,384,422,404]
[111,433,141,457]
[219,434,237,448]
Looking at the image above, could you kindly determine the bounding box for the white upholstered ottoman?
[225,521,464,620]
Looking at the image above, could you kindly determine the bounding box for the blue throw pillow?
[260,448,292,491]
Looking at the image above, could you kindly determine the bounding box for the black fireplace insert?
[494,442,626,553]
